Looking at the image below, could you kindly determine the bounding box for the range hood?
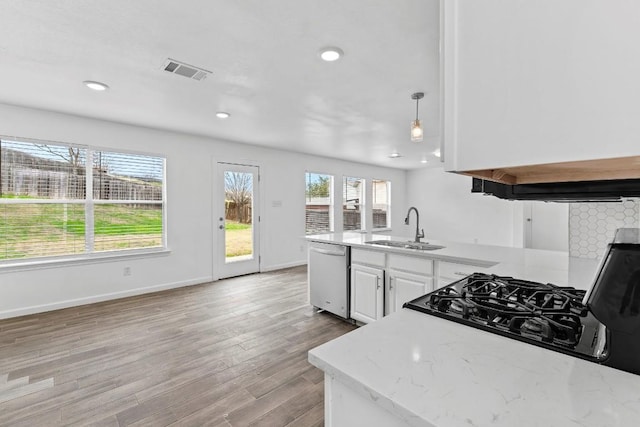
[460,155,640,202]
[472,177,640,202]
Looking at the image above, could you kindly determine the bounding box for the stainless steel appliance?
[308,241,350,319]
[404,228,640,376]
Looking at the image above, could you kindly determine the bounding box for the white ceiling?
[0,0,440,170]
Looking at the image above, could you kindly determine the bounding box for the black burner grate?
[411,273,589,349]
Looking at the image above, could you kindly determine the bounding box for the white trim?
[304,171,335,233]
[0,248,171,273]
[261,259,307,272]
[441,0,458,170]
[0,274,212,320]
[214,160,262,279]
[161,157,168,249]
[86,149,94,252]
[371,228,393,233]
[0,133,167,159]
[1,136,168,261]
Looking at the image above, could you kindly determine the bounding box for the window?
[343,176,364,231]
[305,172,333,234]
[0,137,165,262]
[372,179,391,229]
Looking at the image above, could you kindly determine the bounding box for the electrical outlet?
[123,266,131,276]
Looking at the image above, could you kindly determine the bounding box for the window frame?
[372,179,391,230]
[0,136,167,269]
[342,176,366,232]
[305,171,334,235]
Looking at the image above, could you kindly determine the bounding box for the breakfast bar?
[307,231,640,426]
[309,308,640,427]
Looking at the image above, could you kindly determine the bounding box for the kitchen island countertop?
[307,233,640,426]
[306,232,599,289]
[309,308,640,427]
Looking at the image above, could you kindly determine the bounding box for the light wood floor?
[0,266,356,426]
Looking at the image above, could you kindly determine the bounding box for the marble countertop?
[309,309,640,427]
[306,232,600,289]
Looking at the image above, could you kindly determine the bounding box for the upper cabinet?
[441,0,640,184]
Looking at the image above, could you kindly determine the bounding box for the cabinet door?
[442,0,640,172]
[350,264,384,324]
[387,270,433,315]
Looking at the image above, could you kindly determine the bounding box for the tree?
[34,144,82,167]
[225,172,253,223]
[306,175,330,199]
[30,144,85,198]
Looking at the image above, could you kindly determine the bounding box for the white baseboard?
[0,276,213,320]
[261,260,307,272]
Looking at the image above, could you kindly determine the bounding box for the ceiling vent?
[162,58,211,81]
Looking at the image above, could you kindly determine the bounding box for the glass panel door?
[216,163,260,279]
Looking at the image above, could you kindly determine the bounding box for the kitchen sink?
[364,240,445,251]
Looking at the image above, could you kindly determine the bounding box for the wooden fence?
[225,202,252,223]
[1,148,162,200]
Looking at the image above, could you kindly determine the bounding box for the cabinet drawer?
[438,261,484,280]
[351,248,386,268]
[387,254,433,276]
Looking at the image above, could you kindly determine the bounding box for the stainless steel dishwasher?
[308,241,350,319]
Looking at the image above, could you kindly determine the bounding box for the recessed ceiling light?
[389,152,402,158]
[319,47,344,62]
[420,159,428,164]
[83,80,109,91]
[433,149,441,158]
[216,112,230,119]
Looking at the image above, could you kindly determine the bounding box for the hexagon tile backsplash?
[569,199,640,259]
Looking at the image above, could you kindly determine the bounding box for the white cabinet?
[350,249,386,324]
[386,269,433,315]
[442,0,640,174]
[385,253,434,315]
[348,249,491,323]
[350,263,384,324]
[350,249,433,323]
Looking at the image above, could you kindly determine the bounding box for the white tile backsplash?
[569,199,640,259]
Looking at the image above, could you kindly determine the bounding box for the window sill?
[371,228,393,233]
[0,248,171,273]
[343,228,393,234]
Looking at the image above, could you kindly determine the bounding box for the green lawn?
[0,203,163,260]
[225,221,253,257]
[225,221,251,231]
[1,201,253,260]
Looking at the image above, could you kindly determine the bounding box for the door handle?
[376,276,381,290]
[389,276,393,290]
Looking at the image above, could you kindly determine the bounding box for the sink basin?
[364,240,445,251]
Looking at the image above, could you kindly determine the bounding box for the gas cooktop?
[404,273,608,362]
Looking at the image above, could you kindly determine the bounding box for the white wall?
[405,166,518,246]
[0,103,407,318]
[524,201,569,252]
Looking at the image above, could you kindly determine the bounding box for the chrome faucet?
[404,207,424,243]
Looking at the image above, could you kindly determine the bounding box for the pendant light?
[410,92,424,142]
